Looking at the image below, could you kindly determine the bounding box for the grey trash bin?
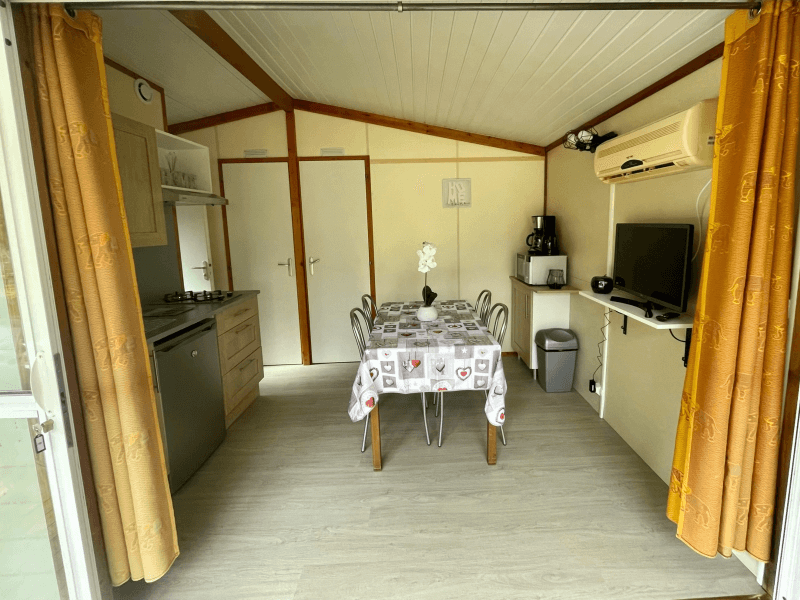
[535,328,578,393]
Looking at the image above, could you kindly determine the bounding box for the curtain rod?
[62,1,762,12]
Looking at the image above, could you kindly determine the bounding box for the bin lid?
[535,328,578,351]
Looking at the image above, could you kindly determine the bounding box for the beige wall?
[187,110,544,351]
[547,59,723,485]
[105,64,165,130]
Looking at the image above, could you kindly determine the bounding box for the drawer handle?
[234,323,250,334]
[233,308,251,317]
[239,358,257,372]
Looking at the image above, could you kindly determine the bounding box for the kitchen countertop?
[142,290,259,346]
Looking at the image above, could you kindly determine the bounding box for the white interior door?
[175,205,214,291]
[222,162,302,365]
[300,160,371,363]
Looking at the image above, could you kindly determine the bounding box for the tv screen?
[613,223,694,312]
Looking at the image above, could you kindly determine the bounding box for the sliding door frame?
[218,155,375,366]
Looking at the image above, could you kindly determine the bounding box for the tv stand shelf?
[579,290,694,330]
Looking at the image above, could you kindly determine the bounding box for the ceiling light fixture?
[563,128,617,153]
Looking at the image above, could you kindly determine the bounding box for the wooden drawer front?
[223,346,263,406]
[219,315,261,374]
[217,296,258,335]
[225,382,259,426]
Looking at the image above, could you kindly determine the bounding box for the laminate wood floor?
[114,357,763,600]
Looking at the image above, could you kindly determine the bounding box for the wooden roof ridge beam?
[293,99,545,156]
[169,102,279,134]
[170,10,294,112]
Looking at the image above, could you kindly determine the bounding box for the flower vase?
[417,305,438,322]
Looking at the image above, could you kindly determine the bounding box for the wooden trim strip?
[168,102,279,135]
[544,42,724,152]
[170,11,293,112]
[218,157,289,164]
[298,155,371,161]
[103,56,164,95]
[543,152,548,215]
[294,99,545,156]
[364,158,376,302]
[285,111,312,365]
[368,156,543,164]
[172,207,184,289]
[217,162,235,291]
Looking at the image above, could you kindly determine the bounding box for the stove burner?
[164,290,235,303]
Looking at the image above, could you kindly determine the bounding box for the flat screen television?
[613,223,694,313]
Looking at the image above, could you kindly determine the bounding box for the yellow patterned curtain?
[25,5,178,584]
[668,0,800,561]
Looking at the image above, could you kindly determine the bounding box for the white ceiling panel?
[96,9,270,124]
[95,2,731,143]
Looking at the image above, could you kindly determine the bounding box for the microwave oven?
[516,254,568,286]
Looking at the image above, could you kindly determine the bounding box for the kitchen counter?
[142,290,259,345]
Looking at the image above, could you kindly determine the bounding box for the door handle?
[277,258,293,277]
[191,260,212,281]
[309,256,321,275]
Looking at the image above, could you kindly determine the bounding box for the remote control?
[656,312,681,322]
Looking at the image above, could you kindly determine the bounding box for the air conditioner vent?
[597,121,681,159]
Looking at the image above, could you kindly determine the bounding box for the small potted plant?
[417,242,438,321]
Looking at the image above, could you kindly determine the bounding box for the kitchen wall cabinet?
[216,296,263,427]
[112,113,167,247]
[510,276,577,372]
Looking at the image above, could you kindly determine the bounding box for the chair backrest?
[350,307,370,357]
[361,294,378,329]
[475,289,492,323]
[487,303,509,346]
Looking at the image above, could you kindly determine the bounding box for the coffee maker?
[526,215,558,256]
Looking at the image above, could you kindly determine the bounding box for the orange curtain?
[26,5,179,584]
[668,0,800,560]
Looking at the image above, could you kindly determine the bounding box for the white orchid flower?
[417,242,438,274]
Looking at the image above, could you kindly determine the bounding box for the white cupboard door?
[300,160,371,363]
[222,162,302,365]
[175,205,214,292]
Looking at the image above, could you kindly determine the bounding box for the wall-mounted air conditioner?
[594,98,717,184]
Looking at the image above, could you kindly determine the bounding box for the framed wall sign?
[442,178,471,208]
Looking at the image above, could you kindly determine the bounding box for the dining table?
[349,300,507,470]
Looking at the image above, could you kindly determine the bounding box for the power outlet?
[589,379,596,393]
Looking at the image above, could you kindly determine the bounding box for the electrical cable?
[692,178,713,261]
[593,309,611,380]
[669,329,686,343]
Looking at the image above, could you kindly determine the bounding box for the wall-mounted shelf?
[156,129,212,194]
[579,290,694,330]
[580,289,693,367]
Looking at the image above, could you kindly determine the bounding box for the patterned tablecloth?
[348,300,507,427]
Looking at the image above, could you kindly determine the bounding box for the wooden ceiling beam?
[294,99,545,156]
[544,42,724,153]
[170,10,293,112]
[169,102,279,134]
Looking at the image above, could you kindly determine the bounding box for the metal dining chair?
[475,289,492,324]
[435,302,509,448]
[485,303,509,446]
[362,293,378,329]
[350,307,431,451]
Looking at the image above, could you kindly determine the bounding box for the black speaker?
[591,275,614,294]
